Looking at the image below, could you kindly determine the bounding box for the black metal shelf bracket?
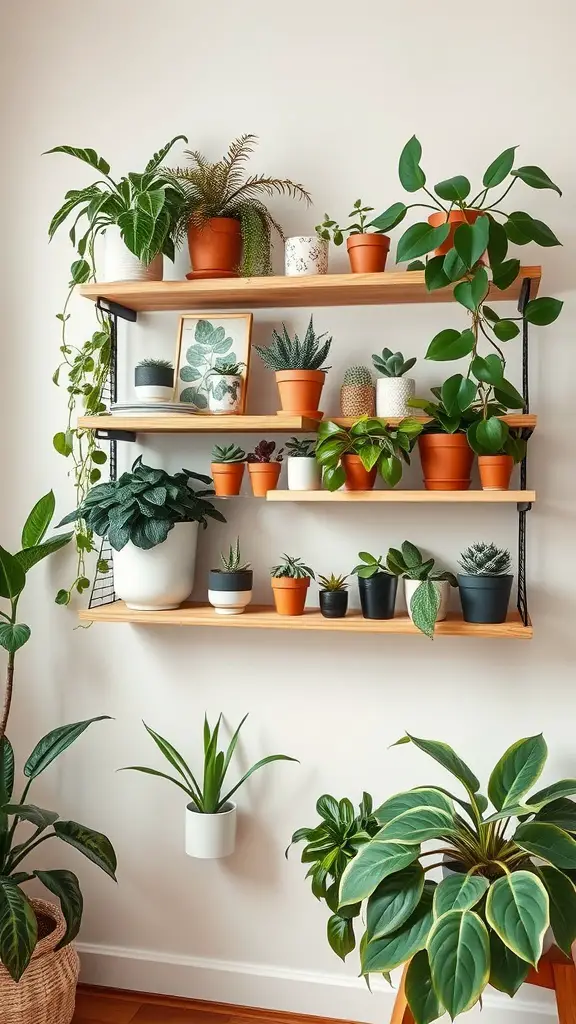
[95,297,137,322]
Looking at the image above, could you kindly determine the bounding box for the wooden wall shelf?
[79,603,532,639]
[267,490,536,503]
[78,413,537,434]
[78,267,541,312]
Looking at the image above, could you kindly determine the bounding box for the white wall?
[1,1,574,1020]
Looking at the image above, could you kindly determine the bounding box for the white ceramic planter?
[376,377,416,418]
[404,578,449,623]
[114,521,198,610]
[284,236,329,276]
[208,569,253,615]
[207,374,243,414]
[287,456,321,491]
[185,801,237,858]
[134,384,174,402]
[101,226,163,283]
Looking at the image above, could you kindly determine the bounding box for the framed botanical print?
[174,313,253,413]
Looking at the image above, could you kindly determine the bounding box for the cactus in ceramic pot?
[373,348,417,418]
[340,365,375,417]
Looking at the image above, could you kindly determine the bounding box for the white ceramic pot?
[376,377,416,418]
[134,384,174,402]
[284,236,329,276]
[404,578,449,623]
[208,569,253,615]
[114,521,198,610]
[101,225,163,283]
[207,374,243,414]
[287,456,321,490]
[185,801,237,858]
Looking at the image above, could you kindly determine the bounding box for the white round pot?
[287,456,321,491]
[376,377,416,418]
[404,578,449,623]
[114,521,198,610]
[185,801,237,859]
[284,236,329,276]
[134,384,174,402]
[207,374,243,414]
[101,225,163,282]
[208,569,253,615]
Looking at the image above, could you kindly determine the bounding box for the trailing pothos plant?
[291,732,576,1022]
[315,417,423,490]
[47,136,188,603]
[0,492,117,981]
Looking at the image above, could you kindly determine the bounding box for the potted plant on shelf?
[468,422,527,490]
[351,552,398,620]
[409,390,477,490]
[270,555,315,616]
[386,541,458,637]
[290,731,576,1022]
[316,417,423,491]
[208,538,253,616]
[123,715,296,859]
[284,231,329,276]
[340,366,375,417]
[134,358,174,402]
[167,134,311,277]
[0,492,116,1020]
[285,437,321,491]
[59,456,225,610]
[206,360,246,415]
[47,136,188,282]
[211,443,246,497]
[458,541,513,624]
[316,200,391,273]
[247,440,284,496]
[318,574,349,619]
[372,349,417,418]
[254,317,332,419]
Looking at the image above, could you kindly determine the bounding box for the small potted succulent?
[318,573,349,618]
[210,443,246,497]
[122,714,296,859]
[247,440,284,496]
[208,538,253,615]
[316,417,422,491]
[386,540,458,637]
[316,200,390,273]
[340,365,375,418]
[285,436,321,491]
[254,317,332,419]
[207,360,246,415]
[458,541,513,623]
[284,231,329,276]
[351,552,398,620]
[468,422,527,490]
[372,349,417,418]
[270,554,315,616]
[134,358,175,402]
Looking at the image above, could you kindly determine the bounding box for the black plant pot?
[135,364,174,388]
[208,569,253,592]
[357,573,398,620]
[457,574,513,624]
[320,590,348,618]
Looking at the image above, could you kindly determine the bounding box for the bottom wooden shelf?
[78,603,532,639]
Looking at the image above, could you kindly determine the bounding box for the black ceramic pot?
[357,573,397,620]
[319,590,348,618]
[457,573,513,624]
[135,364,174,388]
[208,569,253,593]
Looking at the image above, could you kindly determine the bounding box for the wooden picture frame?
[174,312,253,414]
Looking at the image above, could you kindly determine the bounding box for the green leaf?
[425,328,475,362]
[441,374,476,416]
[534,798,576,832]
[492,258,520,291]
[538,865,576,956]
[494,377,525,410]
[453,216,489,270]
[0,738,14,805]
[487,217,508,267]
[433,874,489,917]
[406,950,444,1024]
[24,717,112,780]
[528,780,576,809]
[21,492,55,548]
[118,208,155,259]
[506,211,561,247]
[409,581,441,638]
[473,417,507,455]
[443,249,467,282]
[488,734,548,812]
[0,623,30,654]
[53,431,73,457]
[367,864,424,940]
[379,805,455,843]
[483,305,500,323]
[0,877,37,981]
[0,547,26,601]
[424,255,449,292]
[434,176,471,202]
[489,931,530,997]
[362,883,435,973]
[514,822,576,869]
[493,319,520,341]
[453,269,489,312]
[397,222,450,263]
[45,144,110,175]
[327,914,355,961]
[2,804,58,828]
[427,909,489,1017]
[374,788,454,825]
[471,354,504,386]
[483,147,517,188]
[524,296,563,326]
[339,838,420,906]
[34,869,83,949]
[379,455,402,488]
[398,136,426,193]
[15,533,73,574]
[407,260,426,271]
[393,734,480,795]
[70,259,91,284]
[511,165,562,195]
[359,444,382,472]
[53,820,117,880]
[371,203,407,232]
[486,871,548,965]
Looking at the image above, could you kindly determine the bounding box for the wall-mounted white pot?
[404,578,449,623]
[114,521,198,610]
[185,801,237,858]
[284,236,329,276]
[101,225,163,283]
[287,456,321,490]
[208,569,253,615]
[376,377,416,418]
[207,374,243,414]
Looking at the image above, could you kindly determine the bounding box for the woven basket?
[0,898,79,1024]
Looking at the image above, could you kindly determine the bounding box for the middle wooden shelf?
[78,413,538,434]
[267,490,536,503]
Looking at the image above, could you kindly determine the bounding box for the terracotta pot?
[342,454,377,491]
[187,217,242,275]
[346,234,390,273]
[271,576,310,616]
[211,462,245,497]
[418,434,474,490]
[248,462,282,496]
[275,369,326,418]
[427,210,485,258]
[478,454,514,491]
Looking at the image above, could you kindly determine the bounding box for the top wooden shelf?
[78,267,541,313]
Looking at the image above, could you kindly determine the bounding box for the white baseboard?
[77,942,556,1023]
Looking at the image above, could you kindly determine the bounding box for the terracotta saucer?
[185,270,239,280]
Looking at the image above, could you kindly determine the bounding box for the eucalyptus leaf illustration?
[179,319,238,411]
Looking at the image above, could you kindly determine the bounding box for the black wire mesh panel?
[517,508,529,626]
[88,311,118,610]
